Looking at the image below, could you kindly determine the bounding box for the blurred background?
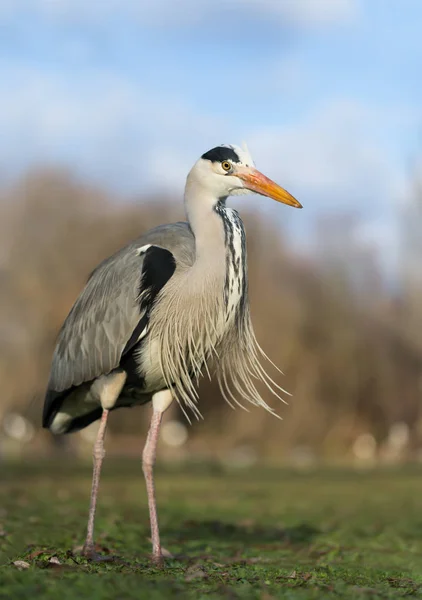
[0,0,421,468]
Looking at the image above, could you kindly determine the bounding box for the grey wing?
[48,248,147,395]
[46,222,194,396]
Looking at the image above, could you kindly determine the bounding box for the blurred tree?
[0,169,421,461]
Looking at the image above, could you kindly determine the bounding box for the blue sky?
[0,0,421,264]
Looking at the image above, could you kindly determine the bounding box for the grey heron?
[42,143,302,564]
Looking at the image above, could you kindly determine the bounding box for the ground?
[1,459,422,599]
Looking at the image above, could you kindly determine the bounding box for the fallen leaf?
[27,549,46,560]
[13,560,30,570]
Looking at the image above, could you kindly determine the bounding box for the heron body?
[42,143,302,564]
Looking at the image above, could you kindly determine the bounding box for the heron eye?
[221,161,232,172]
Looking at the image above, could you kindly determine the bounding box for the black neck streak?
[214,204,247,323]
[215,197,227,210]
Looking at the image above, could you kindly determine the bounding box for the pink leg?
[142,409,164,566]
[82,408,109,558]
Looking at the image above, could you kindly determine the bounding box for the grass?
[1,459,422,598]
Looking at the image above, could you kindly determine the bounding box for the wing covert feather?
[46,220,195,394]
[49,247,147,392]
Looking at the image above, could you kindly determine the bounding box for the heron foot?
[80,543,114,562]
[81,541,95,558]
[81,543,100,561]
[151,553,164,568]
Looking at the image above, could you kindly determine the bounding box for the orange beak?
[236,167,302,209]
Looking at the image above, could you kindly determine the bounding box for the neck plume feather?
[142,199,289,421]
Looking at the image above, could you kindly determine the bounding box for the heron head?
[189,143,302,209]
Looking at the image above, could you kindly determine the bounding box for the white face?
[188,144,255,200]
[186,143,302,209]
[210,144,257,198]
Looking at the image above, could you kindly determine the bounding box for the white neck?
[184,177,226,263]
[183,172,247,326]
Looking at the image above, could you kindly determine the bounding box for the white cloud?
[261,55,311,99]
[258,0,359,26]
[0,57,412,271]
[1,0,359,28]
[0,62,225,193]
[242,97,417,270]
[247,99,409,210]
[0,59,411,207]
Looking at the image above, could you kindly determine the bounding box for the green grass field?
[1,460,422,599]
